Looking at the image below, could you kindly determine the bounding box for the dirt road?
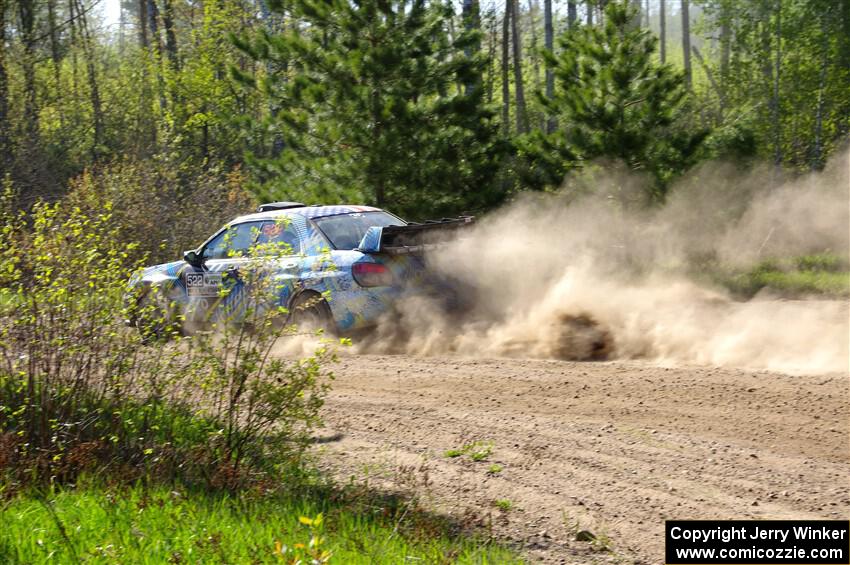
[313,355,849,564]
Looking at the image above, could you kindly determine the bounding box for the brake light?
[352,262,393,287]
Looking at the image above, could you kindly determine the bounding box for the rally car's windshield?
[313,211,405,250]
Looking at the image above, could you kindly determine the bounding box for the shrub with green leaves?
[0,185,154,485]
[65,158,256,265]
[174,229,339,484]
[0,181,335,491]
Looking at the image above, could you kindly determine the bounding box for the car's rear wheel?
[287,292,335,335]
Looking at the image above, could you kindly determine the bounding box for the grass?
[469,444,493,462]
[735,269,850,297]
[0,481,523,564]
[443,441,494,463]
[492,499,513,512]
[706,253,850,299]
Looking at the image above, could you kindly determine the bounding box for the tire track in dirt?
[312,355,850,564]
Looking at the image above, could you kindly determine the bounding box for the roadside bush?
[175,237,337,486]
[0,185,333,493]
[65,157,256,265]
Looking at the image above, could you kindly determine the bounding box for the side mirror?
[184,249,204,268]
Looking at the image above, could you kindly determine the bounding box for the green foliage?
[174,243,339,480]
[698,0,850,170]
[705,253,850,298]
[0,186,332,490]
[0,482,522,564]
[0,187,154,485]
[65,158,256,264]
[233,0,507,219]
[493,498,513,512]
[794,253,847,273]
[524,0,708,203]
[0,0,849,214]
[443,440,494,462]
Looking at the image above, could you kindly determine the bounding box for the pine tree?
[525,0,707,203]
[233,0,505,219]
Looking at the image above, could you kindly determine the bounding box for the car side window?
[255,220,302,256]
[203,222,263,260]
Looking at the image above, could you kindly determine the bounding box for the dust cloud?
[357,151,850,375]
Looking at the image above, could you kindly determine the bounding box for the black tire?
[287,292,335,335]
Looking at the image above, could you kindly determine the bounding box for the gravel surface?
[313,355,850,564]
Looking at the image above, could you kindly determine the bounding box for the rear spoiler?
[357,216,474,255]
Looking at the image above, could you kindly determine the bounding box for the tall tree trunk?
[119,0,126,50]
[659,0,666,63]
[840,0,850,73]
[487,8,496,103]
[148,0,161,54]
[138,0,149,48]
[0,0,10,168]
[448,12,462,93]
[18,0,39,143]
[810,17,829,171]
[147,0,167,113]
[73,0,105,158]
[462,0,481,51]
[528,0,541,106]
[510,0,528,133]
[567,1,576,27]
[586,0,593,26]
[46,0,65,133]
[47,0,62,92]
[719,4,730,86]
[161,0,179,71]
[546,0,556,133]
[258,0,285,157]
[68,0,79,97]
[837,0,850,137]
[501,2,510,136]
[462,0,481,93]
[201,102,209,165]
[760,5,774,125]
[136,0,156,151]
[681,0,692,89]
[772,0,782,167]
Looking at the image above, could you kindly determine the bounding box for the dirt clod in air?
[499,313,613,361]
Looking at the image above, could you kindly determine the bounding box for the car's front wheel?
[135,287,182,343]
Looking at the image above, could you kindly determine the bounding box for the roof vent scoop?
[257,202,306,212]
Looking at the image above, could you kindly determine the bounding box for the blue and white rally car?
[127,202,472,337]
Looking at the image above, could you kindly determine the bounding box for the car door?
[253,218,306,313]
[185,221,264,325]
